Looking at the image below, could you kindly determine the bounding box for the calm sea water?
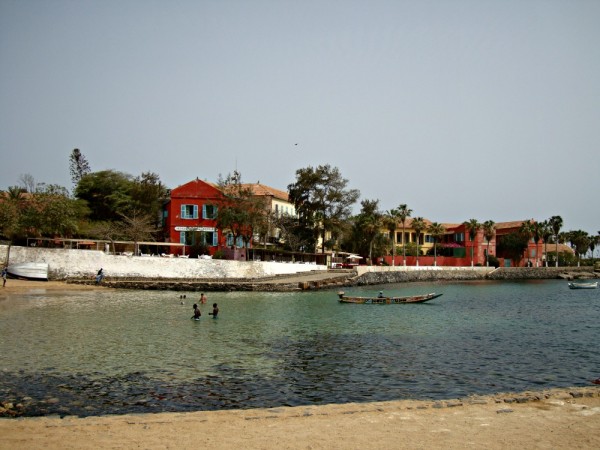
[0,279,598,417]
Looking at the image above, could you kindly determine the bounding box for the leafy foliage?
[496,231,529,266]
[352,199,384,260]
[287,164,359,253]
[0,184,80,243]
[74,170,167,226]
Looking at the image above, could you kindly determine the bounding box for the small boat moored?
[6,262,49,281]
[337,291,442,304]
[567,281,598,289]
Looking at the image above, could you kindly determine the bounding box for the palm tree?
[519,220,534,266]
[482,220,495,267]
[358,200,383,262]
[569,230,589,267]
[428,222,446,267]
[540,220,553,267]
[411,217,426,267]
[549,215,563,267]
[588,235,599,264]
[396,204,412,266]
[531,220,544,267]
[385,208,402,266]
[463,219,481,267]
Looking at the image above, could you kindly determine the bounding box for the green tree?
[540,220,553,267]
[428,222,446,267]
[75,170,135,222]
[0,190,21,242]
[519,220,534,266]
[395,204,412,266]
[130,172,169,227]
[356,199,384,262]
[14,184,80,241]
[588,235,598,264]
[385,206,408,266]
[497,231,529,266]
[287,164,359,253]
[482,220,496,267]
[568,230,590,267]
[463,219,481,267]
[531,220,545,267]
[412,217,427,266]
[549,215,563,268]
[69,148,91,189]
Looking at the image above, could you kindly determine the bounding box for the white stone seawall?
[0,245,327,280]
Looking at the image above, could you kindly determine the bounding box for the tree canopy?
[74,170,167,225]
[69,148,91,189]
[287,164,359,253]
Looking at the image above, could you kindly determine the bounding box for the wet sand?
[2,280,599,449]
[0,279,104,294]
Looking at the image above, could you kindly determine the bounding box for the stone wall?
[486,266,598,280]
[350,265,598,286]
[353,266,492,285]
[0,245,326,280]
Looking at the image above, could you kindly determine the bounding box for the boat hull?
[568,281,598,289]
[338,292,442,304]
[7,262,49,281]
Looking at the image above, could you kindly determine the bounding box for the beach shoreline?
[1,388,599,449]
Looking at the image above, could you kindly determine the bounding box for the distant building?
[162,178,295,257]
[381,219,544,267]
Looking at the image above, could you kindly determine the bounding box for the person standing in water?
[200,293,207,304]
[208,303,219,318]
[191,303,201,320]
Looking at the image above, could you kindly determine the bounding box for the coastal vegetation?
[0,149,598,266]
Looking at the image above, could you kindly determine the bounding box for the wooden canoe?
[337,291,442,304]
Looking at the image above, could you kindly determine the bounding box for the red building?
[162,178,227,256]
[162,178,295,258]
[382,219,543,268]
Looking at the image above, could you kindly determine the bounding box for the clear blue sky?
[1,0,599,234]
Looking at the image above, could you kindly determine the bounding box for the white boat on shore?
[7,262,49,281]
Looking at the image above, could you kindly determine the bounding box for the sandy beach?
[2,279,599,449]
[1,389,598,449]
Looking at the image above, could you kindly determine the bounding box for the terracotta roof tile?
[241,183,290,201]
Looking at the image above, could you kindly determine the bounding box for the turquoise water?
[0,279,598,416]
